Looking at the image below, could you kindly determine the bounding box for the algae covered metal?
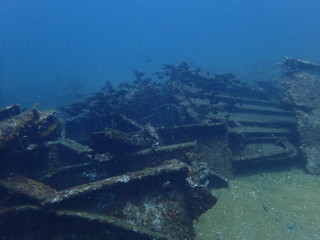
[1,59,316,239]
[280,57,320,174]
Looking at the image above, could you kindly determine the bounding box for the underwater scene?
[1,1,320,239]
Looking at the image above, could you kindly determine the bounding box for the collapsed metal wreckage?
[0,58,320,239]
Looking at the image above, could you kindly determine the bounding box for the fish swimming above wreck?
[1,57,320,239]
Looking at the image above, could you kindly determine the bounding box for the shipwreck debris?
[279,58,320,174]
[0,104,21,121]
[0,176,57,205]
[91,128,156,154]
[0,59,310,239]
[279,56,320,72]
[0,160,216,240]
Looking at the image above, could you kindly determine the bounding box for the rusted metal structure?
[2,59,315,239]
[280,57,320,174]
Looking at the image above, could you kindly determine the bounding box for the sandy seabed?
[194,165,320,240]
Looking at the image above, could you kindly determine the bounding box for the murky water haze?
[0,0,319,108]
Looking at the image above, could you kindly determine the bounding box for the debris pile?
[280,57,320,174]
[62,62,299,174]
[0,81,221,239]
[1,59,316,239]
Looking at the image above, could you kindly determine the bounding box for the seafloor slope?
[195,168,320,240]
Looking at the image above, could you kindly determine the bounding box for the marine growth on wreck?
[1,58,320,240]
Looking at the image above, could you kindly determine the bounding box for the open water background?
[0,0,319,108]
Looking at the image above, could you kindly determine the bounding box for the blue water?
[0,0,319,108]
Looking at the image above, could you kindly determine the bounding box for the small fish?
[141,55,152,63]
